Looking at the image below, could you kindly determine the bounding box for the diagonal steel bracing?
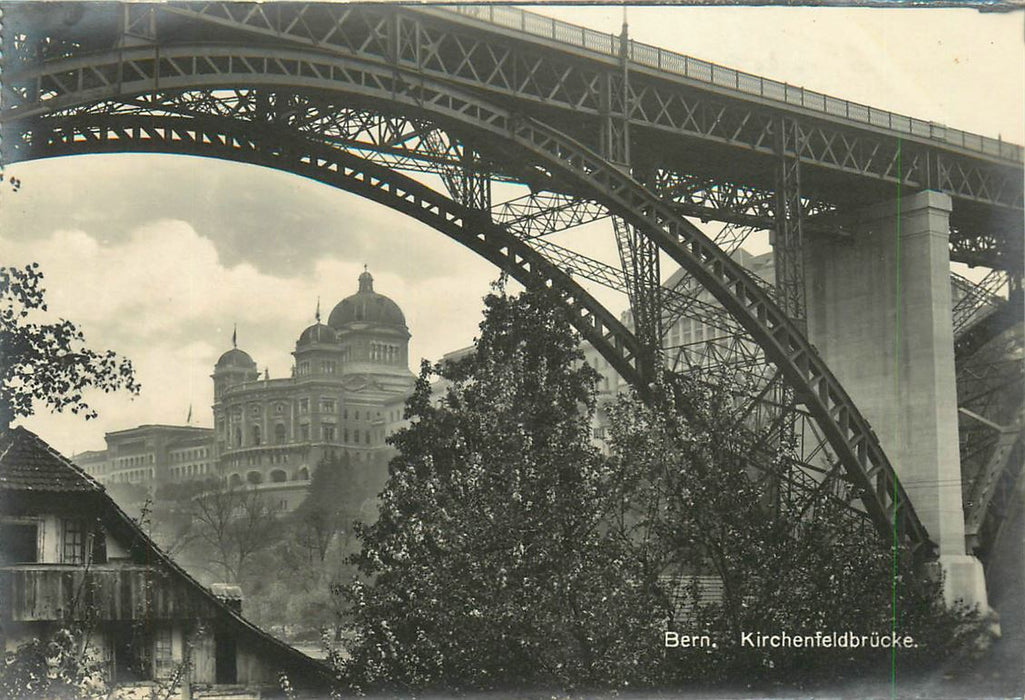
[3,2,1021,258]
[0,29,937,554]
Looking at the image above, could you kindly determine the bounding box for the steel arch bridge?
[2,3,1022,561]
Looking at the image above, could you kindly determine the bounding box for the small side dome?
[216,347,256,370]
[296,323,336,348]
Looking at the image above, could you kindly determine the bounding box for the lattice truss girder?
[3,2,1021,233]
[11,107,847,515]
[956,319,1024,561]
[1,41,936,554]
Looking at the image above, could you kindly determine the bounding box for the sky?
[1,5,1022,456]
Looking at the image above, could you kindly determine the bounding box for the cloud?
[3,216,506,455]
[1,155,497,284]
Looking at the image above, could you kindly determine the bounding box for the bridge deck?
[435,4,1022,165]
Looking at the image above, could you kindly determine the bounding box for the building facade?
[212,269,415,511]
[76,270,416,513]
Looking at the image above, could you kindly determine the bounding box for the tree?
[182,480,281,583]
[0,263,139,429]
[339,283,981,695]
[604,373,983,689]
[292,452,363,563]
[341,285,668,694]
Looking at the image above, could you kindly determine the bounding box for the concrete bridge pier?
[804,190,989,610]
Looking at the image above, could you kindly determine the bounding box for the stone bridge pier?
[804,190,989,610]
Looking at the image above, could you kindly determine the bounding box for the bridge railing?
[445,5,1023,163]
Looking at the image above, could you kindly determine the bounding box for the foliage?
[340,285,669,694]
[605,373,985,689]
[0,263,139,429]
[293,451,363,563]
[336,283,984,694]
[0,626,108,699]
[176,479,281,583]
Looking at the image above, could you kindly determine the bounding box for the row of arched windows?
[228,466,309,487]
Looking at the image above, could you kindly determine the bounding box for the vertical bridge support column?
[806,190,988,609]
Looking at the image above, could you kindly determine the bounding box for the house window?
[323,424,336,442]
[252,425,262,446]
[0,521,38,564]
[154,627,174,679]
[113,625,153,682]
[300,424,310,441]
[62,519,86,564]
[321,399,336,413]
[274,424,286,444]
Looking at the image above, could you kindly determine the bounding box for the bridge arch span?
[3,48,931,551]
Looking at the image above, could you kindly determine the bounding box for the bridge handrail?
[443,4,1023,164]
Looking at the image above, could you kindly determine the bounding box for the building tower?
[212,328,259,402]
[327,268,412,394]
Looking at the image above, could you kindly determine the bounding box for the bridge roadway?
[1,2,1022,611]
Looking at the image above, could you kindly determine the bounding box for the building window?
[365,430,371,445]
[275,403,285,414]
[299,398,309,414]
[62,519,86,564]
[154,627,174,679]
[275,424,287,445]
[323,424,336,442]
[113,625,153,682]
[0,521,39,564]
[300,424,310,441]
[252,425,262,446]
[321,399,336,413]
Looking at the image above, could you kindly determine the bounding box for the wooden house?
[0,426,334,698]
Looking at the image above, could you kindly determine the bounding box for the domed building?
[211,270,416,511]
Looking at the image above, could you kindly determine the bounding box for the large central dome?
[327,269,406,330]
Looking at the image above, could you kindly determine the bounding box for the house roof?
[0,427,104,492]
